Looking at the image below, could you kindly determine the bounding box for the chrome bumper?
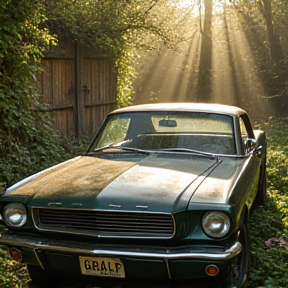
[0,231,241,261]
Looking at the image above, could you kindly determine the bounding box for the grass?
[248,118,288,287]
[0,118,288,287]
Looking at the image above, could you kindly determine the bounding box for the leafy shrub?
[0,0,57,187]
[0,247,29,288]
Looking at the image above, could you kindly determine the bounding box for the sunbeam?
[133,0,273,120]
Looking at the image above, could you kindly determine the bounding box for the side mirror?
[243,138,257,154]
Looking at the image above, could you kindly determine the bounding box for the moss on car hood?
[4,154,225,212]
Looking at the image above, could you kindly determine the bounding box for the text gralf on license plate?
[79,256,125,278]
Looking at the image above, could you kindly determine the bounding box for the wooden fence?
[37,38,117,138]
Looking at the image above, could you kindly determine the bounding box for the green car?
[0,103,267,287]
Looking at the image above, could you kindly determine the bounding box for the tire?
[226,224,250,288]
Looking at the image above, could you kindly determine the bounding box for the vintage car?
[0,103,267,287]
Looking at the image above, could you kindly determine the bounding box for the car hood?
[5,153,226,213]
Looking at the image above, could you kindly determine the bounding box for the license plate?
[79,256,125,278]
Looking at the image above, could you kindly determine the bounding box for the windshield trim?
[87,111,237,156]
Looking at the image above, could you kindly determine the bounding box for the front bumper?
[0,231,241,280]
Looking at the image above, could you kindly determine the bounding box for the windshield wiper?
[90,140,149,155]
[154,148,216,158]
[92,140,132,152]
[118,147,150,154]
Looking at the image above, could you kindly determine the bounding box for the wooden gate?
[37,38,117,138]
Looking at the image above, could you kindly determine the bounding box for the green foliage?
[46,0,187,51]
[249,119,288,287]
[116,47,137,107]
[0,0,61,186]
[0,248,29,288]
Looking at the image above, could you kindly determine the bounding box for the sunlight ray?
[133,0,273,119]
[210,4,271,117]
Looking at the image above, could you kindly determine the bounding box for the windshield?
[89,111,236,155]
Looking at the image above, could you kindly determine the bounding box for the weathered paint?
[3,153,250,213]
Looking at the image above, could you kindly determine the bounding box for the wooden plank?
[51,108,75,137]
[45,59,73,108]
[75,42,82,138]
[84,100,116,107]
[37,40,117,138]
[37,57,75,136]
[41,60,53,105]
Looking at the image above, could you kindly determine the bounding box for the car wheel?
[226,224,249,288]
[254,155,267,206]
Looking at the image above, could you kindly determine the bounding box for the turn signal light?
[9,248,22,262]
[205,264,219,276]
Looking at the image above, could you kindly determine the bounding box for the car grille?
[32,208,175,239]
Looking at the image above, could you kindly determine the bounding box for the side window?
[239,117,248,139]
[96,116,130,148]
[239,114,254,154]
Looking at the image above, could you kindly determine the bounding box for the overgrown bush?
[0,0,58,187]
[0,247,29,288]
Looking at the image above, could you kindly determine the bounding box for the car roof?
[110,103,247,117]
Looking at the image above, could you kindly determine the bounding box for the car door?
[238,114,261,207]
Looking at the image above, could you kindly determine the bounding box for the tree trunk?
[261,0,284,63]
[196,0,213,101]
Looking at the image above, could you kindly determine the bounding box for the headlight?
[3,203,27,228]
[202,211,230,238]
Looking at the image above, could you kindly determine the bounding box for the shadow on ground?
[26,279,220,288]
